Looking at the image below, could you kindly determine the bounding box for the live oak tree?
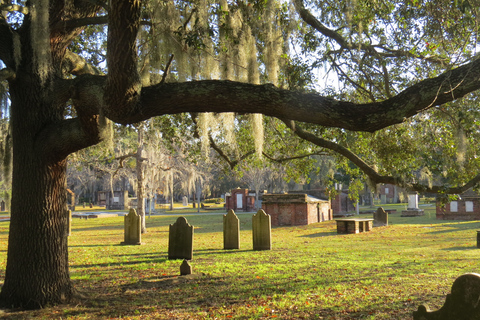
[1,0,480,309]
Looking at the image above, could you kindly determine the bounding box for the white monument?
[401,192,424,217]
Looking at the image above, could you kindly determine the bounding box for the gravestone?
[180,259,192,275]
[168,217,194,260]
[223,209,240,250]
[373,207,388,227]
[413,273,480,319]
[182,196,188,207]
[121,209,142,245]
[402,192,425,217]
[0,200,5,211]
[252,209,271,251]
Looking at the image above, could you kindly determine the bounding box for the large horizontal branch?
[282,119,480,194]
[34,117,104,163]
[65,53,480,134]
[100,55,480,131]
[98,0,480,131]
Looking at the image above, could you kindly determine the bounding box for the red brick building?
[436,189,480,220]
[379,184,401,204]
[225,188,256,212]
[262,193,332,226]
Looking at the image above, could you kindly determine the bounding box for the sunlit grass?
[0,203,479,319]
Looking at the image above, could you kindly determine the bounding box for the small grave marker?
[168,217,194,260]
[252,209,271,251]
[180,259,192,275]
[373,207,388,227]
[223,209,240,250]
[182,196,188,207]
[121,209,142,245]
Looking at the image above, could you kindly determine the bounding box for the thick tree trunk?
[0,75,73,308]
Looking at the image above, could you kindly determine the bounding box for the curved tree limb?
[63,51,102,76]
[97,0,480,131]
[262,151,329,163]
[282,119,480,194]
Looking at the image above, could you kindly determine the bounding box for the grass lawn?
[0,204,479,319]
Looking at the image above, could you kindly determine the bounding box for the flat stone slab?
[336,218,373,234]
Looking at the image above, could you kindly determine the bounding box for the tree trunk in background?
[136,128,146,233]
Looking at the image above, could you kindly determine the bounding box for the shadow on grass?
[428,221,480,234]
[301,232,337,238]
[441,246,478,251]
[73,225,124,232]
[69,244,118,248]
[73,257,168,269]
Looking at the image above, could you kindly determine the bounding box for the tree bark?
[0,73,74,308]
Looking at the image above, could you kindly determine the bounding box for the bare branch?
[160,54,174,84]
[262,151,328,163]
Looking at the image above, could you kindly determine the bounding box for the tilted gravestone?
[223,209,240,250]
[121,208,142,245]
[373,207,388,227]
[413,273,480,320]
[168,217,194,260]
[252,209,271,251]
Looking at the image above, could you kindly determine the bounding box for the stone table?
[336,218,373,234]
